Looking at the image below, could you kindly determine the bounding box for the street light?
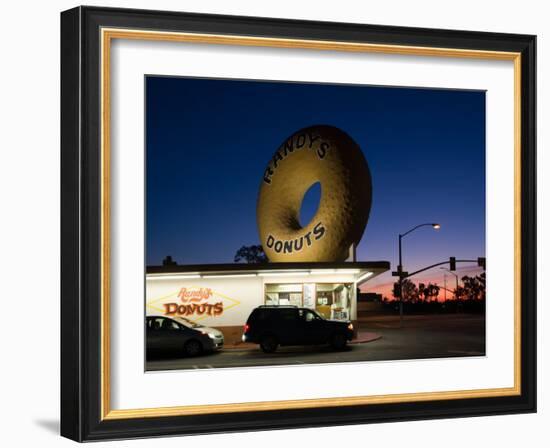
[397,223,440,327]
[440,267,459,299]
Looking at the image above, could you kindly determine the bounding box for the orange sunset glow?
[362,264,485,302]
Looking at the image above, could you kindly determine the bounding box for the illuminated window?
[315,283,352,320]
[265,283,302,306]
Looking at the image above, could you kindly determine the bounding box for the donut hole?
[299,181,321,229]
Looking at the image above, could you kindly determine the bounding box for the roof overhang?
[146,261,390,286]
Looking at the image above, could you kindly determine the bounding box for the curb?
[222,333,381,351]
[350,332,382,344]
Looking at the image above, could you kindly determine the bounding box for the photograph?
[144,76,487,371]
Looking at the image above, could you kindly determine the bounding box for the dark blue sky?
[146,76,485,288]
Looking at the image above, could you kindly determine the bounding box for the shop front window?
[315,283,352,320]
[265,284,303,306]
[265,283,352,321]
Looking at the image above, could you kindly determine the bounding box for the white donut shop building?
[146,261,390,344]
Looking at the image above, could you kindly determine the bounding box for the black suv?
[242,305,354,353]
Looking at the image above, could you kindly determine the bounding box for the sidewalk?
[222,331,381,350]
[350,331,381,344]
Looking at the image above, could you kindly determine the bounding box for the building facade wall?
[146,273,360,344]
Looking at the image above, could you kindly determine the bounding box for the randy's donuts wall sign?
[257,125,372,262]
[163,287,224,317]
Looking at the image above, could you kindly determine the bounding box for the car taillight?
[243,324,249,333]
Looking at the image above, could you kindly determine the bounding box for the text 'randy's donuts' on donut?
[257,125,372,262]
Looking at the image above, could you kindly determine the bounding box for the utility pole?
[440,267,459,299]
[394,223,440,328]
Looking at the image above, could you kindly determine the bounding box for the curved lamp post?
[440,266,459,299]
[397,223,440,327]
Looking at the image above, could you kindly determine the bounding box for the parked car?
[146,315,224,358]
[242,305,354,353]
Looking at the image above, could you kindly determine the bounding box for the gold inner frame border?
[99,27,522,421]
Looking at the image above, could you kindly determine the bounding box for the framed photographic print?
[60,6,536,441]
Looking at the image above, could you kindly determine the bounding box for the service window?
[315,283,352,320]
[265,283,303,306]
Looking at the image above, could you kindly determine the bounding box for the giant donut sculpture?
[257,125,372,262]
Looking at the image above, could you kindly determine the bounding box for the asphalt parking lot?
[146,314,485,371]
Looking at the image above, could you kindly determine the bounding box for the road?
[146,314,485,371]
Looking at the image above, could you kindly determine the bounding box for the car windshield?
[173,316,203,328]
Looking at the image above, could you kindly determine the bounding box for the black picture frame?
[61,5,536,442]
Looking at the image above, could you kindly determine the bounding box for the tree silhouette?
[392,278,418,302]
[393,280,441,303]
[425,283,440,302]
[234,245,268,263]
[418,283,427,302]
[455,272,486,300]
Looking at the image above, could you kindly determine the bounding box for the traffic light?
[449,257,456,271]
[478,257,486,270]
[394,282,402,298]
